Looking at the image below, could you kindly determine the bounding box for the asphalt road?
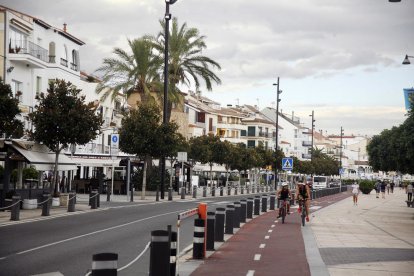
[0,194,260,276]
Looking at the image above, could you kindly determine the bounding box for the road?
[0,194,259,276]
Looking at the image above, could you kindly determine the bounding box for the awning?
[70,156,121,167]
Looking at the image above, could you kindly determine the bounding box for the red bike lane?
[190,191,351,276]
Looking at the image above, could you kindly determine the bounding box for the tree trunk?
[209,163,213,190]
[141,156,148,200]
[53,149,61,196]
[169,158,175,189]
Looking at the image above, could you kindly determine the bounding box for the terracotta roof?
[355,161,369,166]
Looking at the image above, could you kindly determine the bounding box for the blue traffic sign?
[282,158,293,171]
[112,135,118,143]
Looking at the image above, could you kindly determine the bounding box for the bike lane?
[190,191,351,276]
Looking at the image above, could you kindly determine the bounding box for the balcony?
[302,153,312,159]
[8,40,49,68]
[70,62,78,71]
[302,141,313,147]
[258,132,271,138]
[60,58,68,67]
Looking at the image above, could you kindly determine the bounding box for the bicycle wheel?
[301,205,306,226]
[281,205,286,224]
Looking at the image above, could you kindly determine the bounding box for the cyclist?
[296,182,311,222]
[277,183,292,218]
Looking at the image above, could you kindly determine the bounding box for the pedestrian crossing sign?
[282,158,293,171]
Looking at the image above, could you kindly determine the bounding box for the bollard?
[41,193,51,216]
[91,190,98,209]
[265,185,269,192]
[214,208,225,242]
[269,194,276,210]
[247,185,250,194]
[193,218,205,259]
[220,186,224,196]
[168,187,173,201]
[261,194,268,213]
[252,185,255,194]
[211,186,215,197]
[225,204,235,234]
[68,192,76,212]
[181,187,185,199]
[262,185,265,192]
[240,199,247,223]
[91,253,118,276]
[246,198,253,219]
[192,187,197,198]
[241,186,244,194]
[254,196,260,216]
[227,186,231,196]
[233,202,241,228]
[10,195,21,221]
[156,186,159,202]
[234,186,238,195]
[149,230,170,276]
[203,186,207,197]
[206,212,215,251]
[170,231,177,276]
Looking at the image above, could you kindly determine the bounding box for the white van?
[312,176,329,189]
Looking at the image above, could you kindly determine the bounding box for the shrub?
[359,180,375,194]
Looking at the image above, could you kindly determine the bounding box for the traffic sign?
[282,158,293,171]
[177,152,187,162]
[110,134,119,156]
[339,168,344,175]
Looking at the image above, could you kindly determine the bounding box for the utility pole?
[273,77,282,189]
[309,110,315,161]
[340,126,344,184]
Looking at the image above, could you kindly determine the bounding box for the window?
[247,126,256,136]
[240,130,246,136]
[9,28,27,53]
[247,140,255,148]
[11,80,23,99]
[36,76,42,97]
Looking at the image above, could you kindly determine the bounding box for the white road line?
[15,209,185,256]
[274,220,278,223]
[0,257,6,260]
[254,254,261,261]
[259,244,266,249]
[246,270,255,276]
[117,242,150,271]
[268,229,273,233]
[271,225,275,228]
[265,235,270,239]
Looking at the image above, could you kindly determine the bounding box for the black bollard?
[91,190,98,209]
[41,193,51,216]
[206,212,215,251]
[91,253,118,276]
[247,185,250,194]
[252,185,255,194]
[68,192,76,212]
[10,195,21,221]
[233,202,241,228]
[227,186,231,196]
[168,187,173,201]
[254,196,260,216]
[241,186,244,194]
[193,218,205,259]
[211,186,215,197]
[214,208,225,242]
[261,194,268,213]
[240,199,247,223]
[269,194,276,210]
[156,186,159,201]
[225,204,234,235]
[149,230,170,276]
[181,187,185,199]
[203,186,207,197]
[246,198,253,219]
[220,186,224,196]
[234,186,238,195]
[170,231,177,276]
[192,187,197,198]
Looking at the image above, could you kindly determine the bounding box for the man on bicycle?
[296,182,311,222]
[277,183,292,218]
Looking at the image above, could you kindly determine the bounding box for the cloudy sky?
[5,0,414,136]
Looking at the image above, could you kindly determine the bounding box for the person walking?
[390,182,395,193]
[380,180,386,199]
[386,181,390,195]
[407,182,413,202]
[351,182,360,206]
[375,180,381,199]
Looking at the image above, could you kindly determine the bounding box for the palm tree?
[95,38,162,103]
[149,17,222,121]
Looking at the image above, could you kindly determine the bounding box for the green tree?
[151,18,221,121]
[0,78,24,138]
[29,79,102,195]
[95,38,162,102]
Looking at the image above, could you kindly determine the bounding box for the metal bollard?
[192,187,197,198]
[247,185,250,194]
[206,212,215,251]
[168,187,173,201]
[215,208,225,242]
[252,185,255,194]
[241,186,244,194]
[91,253,118,276]
[261,194,268,213]
[269,194,276,210]
[234,187,238,195]
[181,187,185,199]
[203,186,207,197]
[211,186,215,197]
[240,199,247,223]
[10,195,21,221]
[149,230,170,276]
[68,192,76,212]
[254,196,260,216]
[225,204,234,234]
[41,193,51,216]
[170,231,177,276]
[233,202,241,228]
[91,190,98,209]
[193,218,205,259]
[227,186,231,196]
[220,186,224,196]
[246,198,253,219]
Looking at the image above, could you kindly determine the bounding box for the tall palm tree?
[95,38,162,103]
[149,17,222,121]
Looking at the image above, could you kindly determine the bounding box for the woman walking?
[352,182,360,206]
[407,182,413,202]
[380,181,386,199]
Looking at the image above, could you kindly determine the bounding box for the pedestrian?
[351,182,360,206]
[390,182,395,193]
[407,182,413,202]
[386,181,390,195]
[375,180,381,198]
[380,181,386,199]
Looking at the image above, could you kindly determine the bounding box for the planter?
[52,197,60,207]
[59,194,69,207]
[23,199,37,210]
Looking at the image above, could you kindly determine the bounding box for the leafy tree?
[29,79,102,195]
[0,78,24,138]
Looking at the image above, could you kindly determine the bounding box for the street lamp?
[402,55,414,65]
[273,77,282,188]
[340,126,344,182]
[309,110,315,161]
[161,0,178,200]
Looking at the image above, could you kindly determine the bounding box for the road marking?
[14,209,185,256]
[268,229,273,233]
[118,241,150,271]
[271,225,275,228]
[0,257,6,260]
[265,235,270,239]
[246,270,255,276]
[274,220,278,223]
[254,254,261,261]
[259,244,266,249]
[310,206,322,210]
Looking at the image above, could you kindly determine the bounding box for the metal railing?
[70,62,78,71]
[60,58,68,67]
[9,40,49,63]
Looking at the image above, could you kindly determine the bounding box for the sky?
[4,0,414,136]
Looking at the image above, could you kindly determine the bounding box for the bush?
[359,180,375,194]
[23,167,39,180]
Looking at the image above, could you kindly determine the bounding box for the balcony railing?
[258,132,271,138]
[70,62,78,71]
[49,55,56,63]
[9,40,49,63]
[60,58,68,67]
[302,141,312,147]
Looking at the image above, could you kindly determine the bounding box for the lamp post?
[402,55,414,65]
[340,126,344,184]
[273,77,282,189]
[309,110,315,161]
[161,0,178,199]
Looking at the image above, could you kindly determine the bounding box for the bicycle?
[298,198,306,226]
[278,197,290,224]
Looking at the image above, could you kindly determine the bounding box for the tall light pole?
[340,126,344,184]
[273,77,281,188]
[161,0,178,199]
[309,110,315,161]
